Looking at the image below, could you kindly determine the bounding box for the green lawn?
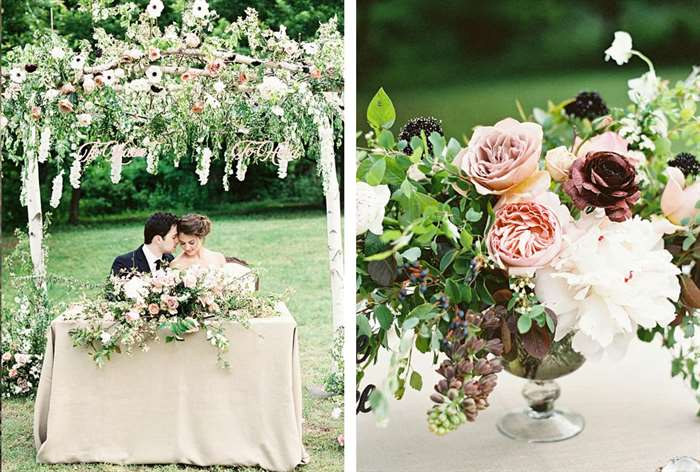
[359,67,690,139]
[1,210,343,472]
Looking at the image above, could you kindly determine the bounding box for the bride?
[170,214,227,270]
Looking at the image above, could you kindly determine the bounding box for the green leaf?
[357,314,371,337]
[374,305,393,331]
[378,129,395,149]
[695,199,700,209]
[409,371,423,390]
[402,317,419,330]
[408,303,436,320]
[430,329,443,351]
[400,179,416,198]
[460,285,472,303]
[366,158,386,186]
[530,304,545,317]
[459,230,473,250]
[401,247,421,262]
[415,335,430,353]
[439,249,458,272]
[507,295,518,311]
[465,208,483,222]
[683,233,696,251]
[367,88,396,130]
[517,315,532,334]
[165,336,175,343]
[445,279,462,304]
[545,313,555,333]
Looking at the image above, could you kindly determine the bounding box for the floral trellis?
[0,0,345,329]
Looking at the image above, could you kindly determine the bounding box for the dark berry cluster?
[668,152,700,177]
[398,116,443,155]
[398,261,433,299]
[427,306,505,434]
[564,91,609,121]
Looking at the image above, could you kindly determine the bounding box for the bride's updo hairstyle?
[177,214,212,239]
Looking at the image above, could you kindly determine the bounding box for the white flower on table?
[146,66,162,84]
[100,332,112,345]
[535,211,680,360]
[10,68,26,84]
[191,0,209,18]
[146,0,164,18]
[604,31,633,66]
[356,182,391,235]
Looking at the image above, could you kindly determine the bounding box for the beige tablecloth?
[358,338,699,472]
[34,304,309,471]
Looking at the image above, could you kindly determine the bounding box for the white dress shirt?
[141,244,161,273]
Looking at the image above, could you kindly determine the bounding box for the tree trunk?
[25,127,46,291]
[69,187,80,225]
[319,116,344,332]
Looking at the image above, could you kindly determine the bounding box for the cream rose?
[487,201,563,276]
[454,118,542,195]
[545,146,577,182]
[661,167,700,225]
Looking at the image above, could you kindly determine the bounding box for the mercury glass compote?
[497,333,586,442]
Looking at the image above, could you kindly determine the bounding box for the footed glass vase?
[497,333,585,443]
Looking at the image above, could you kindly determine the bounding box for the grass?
[358,66,691,139]
[1,210,343,472]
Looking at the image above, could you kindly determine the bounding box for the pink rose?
[1,352,11,362]
[125,311,140,322]
[454,118,542,195]
[487,201,563,276]
[8,369,17,378]
[161,295,179,314]
[661,167,700,225]
[148,303,160,315]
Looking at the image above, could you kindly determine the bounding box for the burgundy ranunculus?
[563,151,640,222]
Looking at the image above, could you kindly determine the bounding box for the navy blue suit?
[110,245,173,277]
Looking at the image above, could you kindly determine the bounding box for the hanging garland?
[0,1,344,202]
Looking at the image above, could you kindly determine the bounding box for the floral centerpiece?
[67,265,280,368]
[356,32,700,437]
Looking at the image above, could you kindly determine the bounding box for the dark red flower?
[563,151,640,222]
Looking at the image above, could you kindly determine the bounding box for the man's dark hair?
[144,212,179,244]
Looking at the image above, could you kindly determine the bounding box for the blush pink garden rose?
[148,303,160,315]
[487,201,563,276]
[661,166,700,225]
[454,118,542,195]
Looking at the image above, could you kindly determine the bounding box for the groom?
[111,212,179,276]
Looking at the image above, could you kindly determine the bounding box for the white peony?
[356,182,391,235]
[123,277,148,301]
[604,31,633,66]
[535,211,680,361]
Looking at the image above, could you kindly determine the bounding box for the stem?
[631,50,656,76]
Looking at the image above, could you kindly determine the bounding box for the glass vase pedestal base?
[497,379,584,443]
[497,408,584,443]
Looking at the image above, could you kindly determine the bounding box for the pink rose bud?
[661,167,700,225]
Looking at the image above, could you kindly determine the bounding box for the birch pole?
[319,117,344,331]
[25,127,47,291]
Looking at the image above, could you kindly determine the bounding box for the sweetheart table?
[34,304,309,471]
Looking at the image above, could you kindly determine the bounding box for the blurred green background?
[1,0,343,232]
[357,0,700,138]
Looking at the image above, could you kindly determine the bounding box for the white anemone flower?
[535,211,680,361]
[604,31,633,66]
[146,66,162,83]
[10,68,26,84]
[70,54,86,70]
[146,0,164,18]
[628,71,659,107]
[356,182,391,235]
[191,0,209,18]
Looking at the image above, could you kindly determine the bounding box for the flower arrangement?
[67,265,279,368]
[356,33,700,434]
[0,0,343,200]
